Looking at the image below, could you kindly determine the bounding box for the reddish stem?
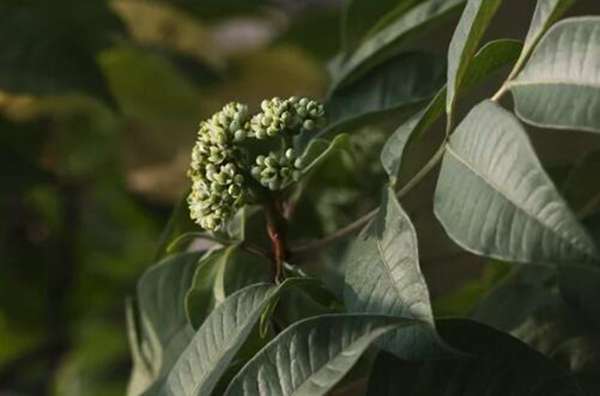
[265,198,287,283]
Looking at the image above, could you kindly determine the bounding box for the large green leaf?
[381,39,522,181]
[367,319,581,395]
[446,0,501,122]
[161,283,276,396]
[510,17,600,133]
[434,100,598,265]
[224,314,417,396]
[0,0,123,105]
[332,0,465,89]
[128,252,202,395]
[344,188,445,359]
[324,52,445,136]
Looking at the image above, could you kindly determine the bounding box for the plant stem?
[491,49,528,102]
[290,207,378,256]
[491,83,509,102]
[290,141,447,256]
[264,197,288,283]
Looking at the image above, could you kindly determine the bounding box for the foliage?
[3,0,600,395]
[119,0,600,394]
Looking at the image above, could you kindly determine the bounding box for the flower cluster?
[251,149,302,191]
[249,96,325,139]
[187,97,325,230]
[187,102,249,231]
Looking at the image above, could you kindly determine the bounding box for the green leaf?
[155,192,197,260]
[185,246,271,329]
[129,252,201,394]
[295,133,350,178]
[381,39,522,181]
[126,299,155,396]
[340,0,413,54]
[224,314,417,396]
[344,188,446,359]
[367,319,581,395]
[434,100,598,265]
[333,0,466,89]
[161,283,276,396]
[324,52,445,136]
[510,17,600,133]
[521,0,574,60]
[446,0,501,121]
[0,0,122,106]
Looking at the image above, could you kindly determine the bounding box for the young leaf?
[161,283,276,396]
[295,133,350,177]
[154,192,197,260]
[510,17,600,133]
[132,252,202,393]
[446,0,501,122]
[224,314,418,396]
[333,0,466,89]
[367,319,581,395]
[344,188,446,359]
[185,246,271,329]
[434,100,599,265]
[324,52,445,136]
[381,39,522,180]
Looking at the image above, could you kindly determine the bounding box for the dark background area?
[1,1,600,395]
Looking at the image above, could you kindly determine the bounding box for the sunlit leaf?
[435,100,598,265]
[161,283,276,396]
[224,314,418,396]
[344,188,447,359]
[381,39,522,181]
[510,17,600,133]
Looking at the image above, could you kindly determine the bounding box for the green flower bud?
[285,148,295,160]
[188,102,251,231]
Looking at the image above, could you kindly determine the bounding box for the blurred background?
[2,1,600,395]
[0,1,341,394]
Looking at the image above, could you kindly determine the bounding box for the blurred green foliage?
[0,0,339,394]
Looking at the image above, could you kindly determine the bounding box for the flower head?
[187,102,249,231]
[251,148,302,191]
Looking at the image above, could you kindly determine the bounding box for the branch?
[290,207,378,256]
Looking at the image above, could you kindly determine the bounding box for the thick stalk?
[265,197,288,283]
